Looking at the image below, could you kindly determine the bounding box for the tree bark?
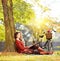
[1,0,15,52]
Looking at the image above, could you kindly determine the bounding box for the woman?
[14,32,53,55]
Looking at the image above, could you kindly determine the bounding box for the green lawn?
[0,51,60,61]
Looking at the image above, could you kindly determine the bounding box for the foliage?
[0,24,5,41]
[0,1,3,21]
[13,0,35,25]
[0,0,60,41]
[0,1,4,41]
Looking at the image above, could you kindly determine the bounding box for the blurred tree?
[1,0,15,52]
[0,0,35,41]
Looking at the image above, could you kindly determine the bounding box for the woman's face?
[17,33,21,39]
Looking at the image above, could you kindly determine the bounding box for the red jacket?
[15,40,32,53]
[15,40,25,53]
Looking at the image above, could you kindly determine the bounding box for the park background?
[0,0,60,61]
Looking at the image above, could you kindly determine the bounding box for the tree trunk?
[1,0,15,52]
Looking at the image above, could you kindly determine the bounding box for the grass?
[0,51,60,61]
